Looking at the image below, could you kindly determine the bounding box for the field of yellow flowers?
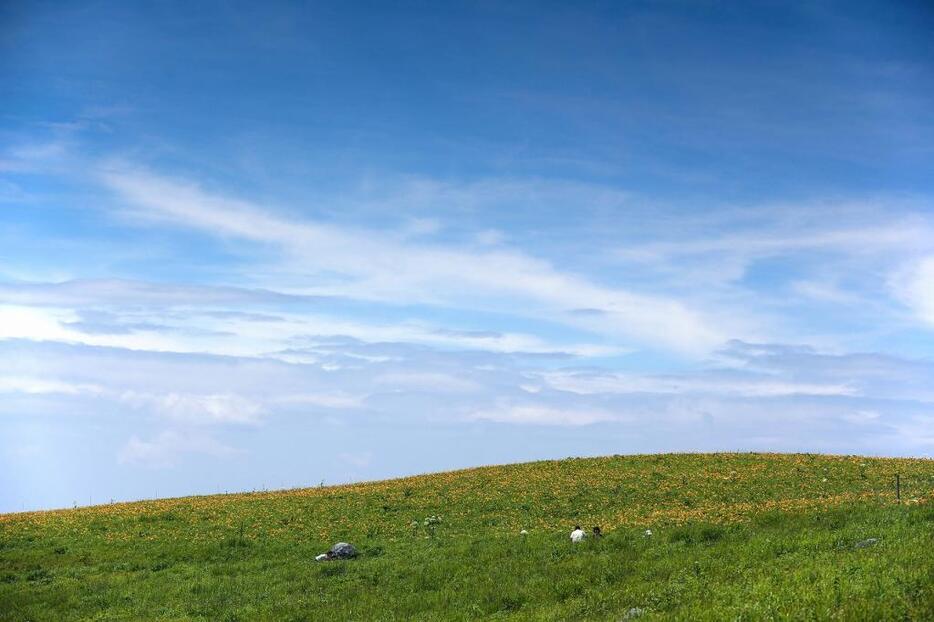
[2,453,933,620]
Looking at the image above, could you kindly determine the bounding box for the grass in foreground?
[1,453,933,620]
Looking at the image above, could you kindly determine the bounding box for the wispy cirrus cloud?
[119,392,264,426]
[118,430,238,468]
[4,336,932,438]
[611,203,934,301]
[471,402,619,426]
[615,217,932,264]
[0,292,619,362]
[540,370,858,398]
[891,255,934,327]
[98,166,729,353]
[3,330,933,510]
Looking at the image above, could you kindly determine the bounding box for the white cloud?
[617,220,930,263]
[0,376,104,396]
[0,139,71,174]
[0,280,624,360]
[475,229,506,246]
[99,167,727,353]
[120,392,264,425]
[374,371,483,394]
[2,333,933,509]
[0,305,74,342]
[541,370,858,397]
[471,402,618,426]
[273,392,366,409]
[611,202,934,319]
[0,278,311,307]
[118,430,237,468]
[401,218,442,237]
[892,255,934,326]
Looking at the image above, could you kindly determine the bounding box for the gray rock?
[622,607,646,619]
[854,538,878,549]
[328,542,357,559]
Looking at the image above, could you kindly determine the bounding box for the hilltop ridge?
[2,453,932,620]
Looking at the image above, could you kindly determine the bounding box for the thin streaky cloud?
[100,167,729,353]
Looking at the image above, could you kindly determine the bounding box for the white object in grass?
[644,529,653,537]
[570,528,586,543]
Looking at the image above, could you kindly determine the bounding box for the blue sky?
[1,1,933,512]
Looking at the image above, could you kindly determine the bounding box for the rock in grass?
[622,607,646,619]
[854,538,878,549]
[328,542,358,559]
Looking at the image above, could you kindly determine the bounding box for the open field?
[2,453,933,620]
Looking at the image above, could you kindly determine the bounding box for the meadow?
[1,452,932,620]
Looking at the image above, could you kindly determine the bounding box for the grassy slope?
[1,453,933,621]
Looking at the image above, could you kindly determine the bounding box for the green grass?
[1,453,932,620]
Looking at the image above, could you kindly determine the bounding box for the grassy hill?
[2,453,933,620]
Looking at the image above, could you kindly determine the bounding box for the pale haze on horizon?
[1,1,933,512]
